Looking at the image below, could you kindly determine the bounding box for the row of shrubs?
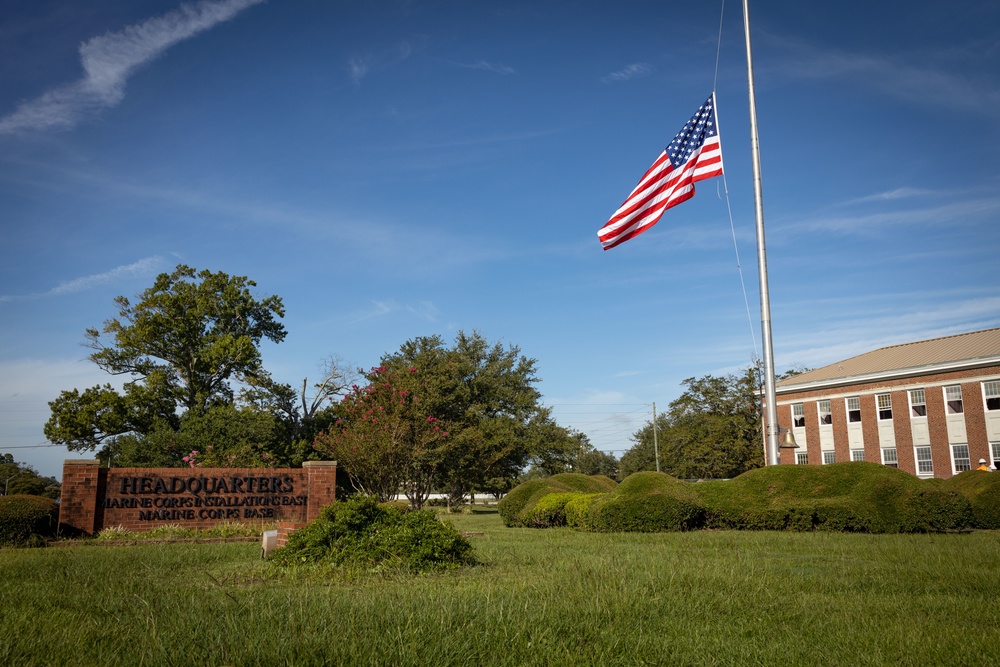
[498,463,1000,533]
[0,495,59,547]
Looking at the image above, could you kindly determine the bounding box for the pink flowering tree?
[313,365,449,508]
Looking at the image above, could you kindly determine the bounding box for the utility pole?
[652,402,660,473]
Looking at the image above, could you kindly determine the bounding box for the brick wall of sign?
[59,460,336,535]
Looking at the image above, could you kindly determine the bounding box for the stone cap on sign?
[303,460,337,468]
[64,459,100,465]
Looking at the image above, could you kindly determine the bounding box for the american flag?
[598,93,724,250]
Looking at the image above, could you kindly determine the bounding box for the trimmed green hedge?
[0,495,59,547]
[498,474,617,527]
[565,493,606,530]
[270,497,475,572]
[503,463,992,534]
[695,463,972,533]
[521,493,580,528]
[585,472,706,532]
[940,470,1000,529]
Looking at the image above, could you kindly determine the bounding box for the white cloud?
[843,187,936,205]
[601,63,651,84]
[0,0,265,134]
[764,34,1000,114]
[345,299,441,325]
[49,256,167,297]
[346,300,397,324]
[348,38,427,86]
[456,60,515,75]
[348,55,373,85]
[0,256,167,303]
[775,294,1000,370]
[406,301,439,322]
[776,193,1000,236]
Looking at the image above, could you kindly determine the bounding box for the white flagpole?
[742,0,780,466]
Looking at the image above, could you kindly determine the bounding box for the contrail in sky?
[0,0,264,134]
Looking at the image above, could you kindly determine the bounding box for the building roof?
[776,328,1000,393]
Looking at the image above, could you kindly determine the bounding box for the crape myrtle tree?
[315,331,561,508]
[44,265,344,467]
[313,364,450,506]
[619,367,765,479]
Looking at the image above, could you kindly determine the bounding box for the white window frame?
[951,444,971,474]
[818,400,832,425]
[991,442,1000,469]
[823,451,836,465]
[846,396,862,423]
[984,380,1000,412]
[909,389,926,418]
[850,449,865,462]
[915,446,934,476]
[876,393,892,421]
[795,451,809,465]
[945,385,964,414]
[881,447,898,468]
[792,403,805,428]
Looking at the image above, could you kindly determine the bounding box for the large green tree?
[45,265,289,462]
[1,454,60,498]
[620,367,764,479]
[316,331,557,507]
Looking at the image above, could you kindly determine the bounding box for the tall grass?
[1,512,997,665]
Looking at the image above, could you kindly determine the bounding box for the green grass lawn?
[2,511,998,666]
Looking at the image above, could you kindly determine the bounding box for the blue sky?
[2,0,999,479]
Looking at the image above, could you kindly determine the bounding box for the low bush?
[270,496,475,572]
[520,492,580,528]
[940,470,1000,529]
[698,463,972,533]
[94,520,270,541]
[498,474,617,527]
[584,472,706,532]
[0,495,59,547]
[564,493,605,530]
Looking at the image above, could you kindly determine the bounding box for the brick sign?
[59,459,336,535]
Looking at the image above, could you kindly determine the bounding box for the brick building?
[771,328,1000,478]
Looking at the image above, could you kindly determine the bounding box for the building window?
[909,389,926,417]
[984,381,1000,411]
[882,448,898,468]
[823,451,836,465]
[847,397,861,423]
[850,449,865,462]
[952,444,971,473]
[992,443,1000,468]
[915,446,934,476]
[877,393,892,421]
[818,400,832,425]
[945,385,963,414]
[792,403,805,428]
[796,451,808,465]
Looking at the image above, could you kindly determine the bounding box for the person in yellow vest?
[977,458,991,472]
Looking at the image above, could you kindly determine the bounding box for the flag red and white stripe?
[598,94,723,250]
